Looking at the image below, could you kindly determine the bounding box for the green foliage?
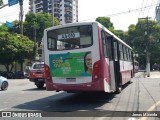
[96,17,114,29]
[0,32,34,72]
[95,16,160,68]
[114,30,128,41]
[96,16,127,41]
[126,19,160,67]
[0,24,9,32]
[23,12,60,41]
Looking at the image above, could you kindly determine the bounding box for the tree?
[126,19,160,67]
[0,32,34,72]
[114,30,128,42]
[96,17,114,32]
[0,32,17,72]
[23,12,60,42]
[0,24,8,32]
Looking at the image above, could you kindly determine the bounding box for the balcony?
[64,0,72,3]
[65,18,72,23]
[35,0,43,5]
[54,0,61,3]
[64,3,72,7]
[36,4,43,9]
[36,9,43,13]
[54,13,60,18]
[65,8,72,13]
[65,13,72,18]
[54,8,60,13]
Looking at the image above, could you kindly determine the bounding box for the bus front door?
[108,37,121,93]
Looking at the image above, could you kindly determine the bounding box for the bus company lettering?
[52,59,70,68]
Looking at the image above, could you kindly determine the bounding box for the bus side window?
[101,30,108,58]
[104,34,109,58]
[108,39,112,60]
[119,43,123,60]
[126,48,129,61]
[123,45,127,61]
[129,50,131,61]
[114,41,118,60]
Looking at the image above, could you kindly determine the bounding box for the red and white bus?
[43,21,134,93]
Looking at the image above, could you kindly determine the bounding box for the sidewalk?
[135,71,160,78]
[146,71,160,78]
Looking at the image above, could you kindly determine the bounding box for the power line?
[79,4,158,22]
[147,0,154,16]
[139,0,145,18]
[0,10,28,18]
[144,0,149,17]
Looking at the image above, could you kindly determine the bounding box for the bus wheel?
[115,86,122,94]
[36,83,44,89]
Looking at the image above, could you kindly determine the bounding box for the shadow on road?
[13,91,116,112]
[23,87,46,91]
[122,81,133,90]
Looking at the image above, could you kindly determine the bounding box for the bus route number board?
[58,33,80,40]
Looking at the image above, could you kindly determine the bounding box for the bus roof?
[44,21,132,50]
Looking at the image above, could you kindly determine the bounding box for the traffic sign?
[8,0,19,6]
[6,21,12,28]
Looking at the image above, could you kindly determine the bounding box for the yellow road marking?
[140,100,160,120]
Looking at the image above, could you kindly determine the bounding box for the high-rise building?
[29,0,78,24]
[155,4,160,25]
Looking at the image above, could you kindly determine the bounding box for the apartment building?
[155,5,160,25]
[29,0,78,24]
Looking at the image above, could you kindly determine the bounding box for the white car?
[0,76,8,90]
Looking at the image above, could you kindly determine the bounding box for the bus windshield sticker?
[58,33,80,40]
[49,51,92,77]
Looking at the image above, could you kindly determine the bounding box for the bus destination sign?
[58,33,80,40]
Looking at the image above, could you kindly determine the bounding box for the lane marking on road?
[140,100,160,120]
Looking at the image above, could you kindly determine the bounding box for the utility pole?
[52,0,54,26]
[19,0,23,35]
[33,25,40,61]
[146,17,150,77]
[34,26,37,61]
[139,17,151,77]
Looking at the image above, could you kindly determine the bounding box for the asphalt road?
[0,72,160,120]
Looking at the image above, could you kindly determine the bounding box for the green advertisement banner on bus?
[49,51,92,77]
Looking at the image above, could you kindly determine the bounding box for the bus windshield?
[47,25,93,51]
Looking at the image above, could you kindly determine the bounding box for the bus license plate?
[38,79,44,82]
[66,78,76,82]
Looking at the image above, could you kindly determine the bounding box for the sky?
[0,0,159,31]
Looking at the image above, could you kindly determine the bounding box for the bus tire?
[36,83,44,89]
[115,86,122,94]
